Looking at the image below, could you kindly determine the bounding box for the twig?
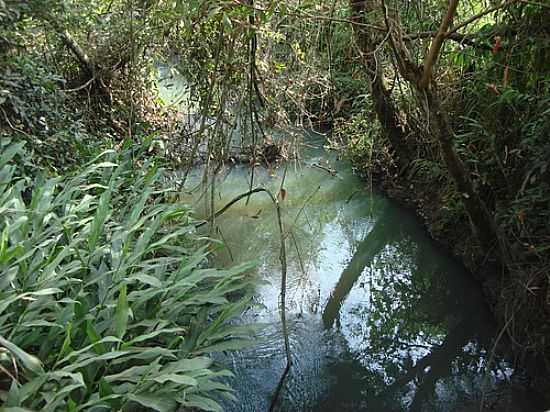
[519,0,550,7]
[181,22,225,186]
[480,313,516,412]
[404,31,492,50]
[217,226,234,263]
[269,193,291,412]
[311,162,337,177]
[346,189,361,204]
[194,187,291,410]
[246,0,258,206]
[63,76,96,92]
[1,108,32,138]
[269,362,291,411]
[285,185,321,235]
[290,230,306,276]
[447,0,519,36]
[231,0,386,32]
[419,0,460,90]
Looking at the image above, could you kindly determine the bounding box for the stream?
[179,134,547,412]
[157,68,547,411]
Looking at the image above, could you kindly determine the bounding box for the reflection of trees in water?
[207,174,377,316]
[320,203,500,411]
[203,166,511,410]
[209,159,386,269]
[211,175,384,315]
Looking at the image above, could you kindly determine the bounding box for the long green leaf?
[114,284,129,339]
[0,335,44,375]
[127,394,177,412]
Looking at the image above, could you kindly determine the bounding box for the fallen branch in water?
[194,187,267,227]
[311,162,338,177]
[194,187,292,409]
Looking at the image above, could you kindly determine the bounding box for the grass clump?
[0,138,256,411]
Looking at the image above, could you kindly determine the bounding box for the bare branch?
[232,0,386,32]
[419,0,460,90]
[404,31,492,50]
[447,0,519,36]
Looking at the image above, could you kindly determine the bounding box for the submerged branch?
[194,187,292,409]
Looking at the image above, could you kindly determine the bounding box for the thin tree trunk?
[349,0,411,170]
[424,86,498,252]
[47,15,111,104]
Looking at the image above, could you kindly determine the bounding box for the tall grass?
[0,138,256,411]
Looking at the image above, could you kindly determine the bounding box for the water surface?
[179,134,544,412]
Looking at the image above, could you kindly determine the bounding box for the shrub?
[0,139,256,411]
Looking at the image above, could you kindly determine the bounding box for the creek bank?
[347,153,550,403]
[185,135,536,411]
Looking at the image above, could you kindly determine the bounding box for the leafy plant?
[0,141,256,411]
[333,109,392,174]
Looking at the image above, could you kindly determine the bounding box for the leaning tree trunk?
[48,17,105,92]
[349,0,411,171]
[424,86,498,252]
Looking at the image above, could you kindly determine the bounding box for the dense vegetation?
[0,140,256,410]
[1,0,549,409]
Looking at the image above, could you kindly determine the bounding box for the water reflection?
[180,137,543,412]
[314,201,503,411]
[322,207,394,329]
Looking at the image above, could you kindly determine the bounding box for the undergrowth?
[0,138,256,411]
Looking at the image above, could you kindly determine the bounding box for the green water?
[178,135,545,412]
[158,67,544,411]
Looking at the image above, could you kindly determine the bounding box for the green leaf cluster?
[0,141,256,411]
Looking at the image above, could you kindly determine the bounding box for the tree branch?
[447,0,519,36]
[404,31,491,50]
[53,24,96,79]
[419,0,460,90]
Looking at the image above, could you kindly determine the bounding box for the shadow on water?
[311,201,499,411]
[179,134,548,412]
[322,206,396,329]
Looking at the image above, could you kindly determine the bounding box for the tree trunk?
[378,0,504,257]
[47,15,112,104]
[349,0,411,170]
[424,86,498,252]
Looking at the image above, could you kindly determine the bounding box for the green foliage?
[0,141,256,411]
[0,54,105,173]
[456,63,550,254]
[332,109,392,173]
[2,0,550,398]
[408,159,444,182]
